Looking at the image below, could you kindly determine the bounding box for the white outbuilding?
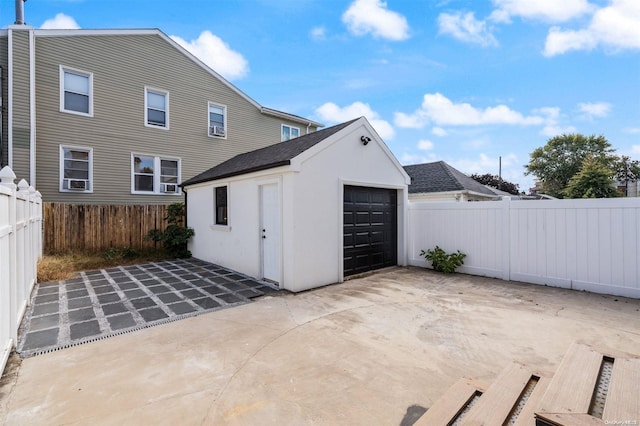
[182,117,410,292]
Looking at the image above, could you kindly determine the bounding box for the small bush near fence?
[43,203,170,254]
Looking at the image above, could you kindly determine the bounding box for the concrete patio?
[1,267,639,425]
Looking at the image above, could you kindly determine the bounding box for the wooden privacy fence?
[43,203,169,254]
[0,166,42,375]
[408,197,640,299]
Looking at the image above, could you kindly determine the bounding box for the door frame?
[338,180,407,281]
[259,180,282,286]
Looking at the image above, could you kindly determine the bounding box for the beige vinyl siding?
[33,32,316,204]
[9,29,31,183]
[0,36,8,168]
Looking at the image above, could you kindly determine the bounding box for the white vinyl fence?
[408,197,640,299]
[1,166,42,374]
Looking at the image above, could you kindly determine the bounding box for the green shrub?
[420,246,466,273]
[145,202,195,258]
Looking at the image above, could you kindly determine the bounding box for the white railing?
[1,166,42,374]
[408,197,640,299]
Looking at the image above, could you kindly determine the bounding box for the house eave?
[260,107,323,128]
[182,160,292,187]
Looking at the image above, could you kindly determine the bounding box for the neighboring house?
[182,117,411,292]
[0,6,320,204]
[404,161,498,202]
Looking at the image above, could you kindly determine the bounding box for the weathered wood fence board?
[43,203,169,253]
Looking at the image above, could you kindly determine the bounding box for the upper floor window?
[132,154,180,194]
[145,87,169,129]
[281,124,300,141]
[60,66,93,116]
[208,103,227,138]
[59,145,93,192]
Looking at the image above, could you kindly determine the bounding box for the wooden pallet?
[416,343,640,426]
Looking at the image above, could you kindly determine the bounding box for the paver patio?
[16,258,276,358]
[2,267,639,425]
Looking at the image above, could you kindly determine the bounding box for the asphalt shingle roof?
[182,119,359,186]
[403,161,496,196]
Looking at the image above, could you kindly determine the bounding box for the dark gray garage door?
[343,185,397,276]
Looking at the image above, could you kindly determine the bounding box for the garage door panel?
[343,185,397,276]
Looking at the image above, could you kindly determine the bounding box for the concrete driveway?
[2,267,640,425]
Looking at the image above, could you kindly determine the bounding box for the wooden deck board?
[461,362,533,425]
[602,357,640,422]
[538,343,602,415]
[414,378,485,426]
[535,412,605,426]
[512,376,551,426]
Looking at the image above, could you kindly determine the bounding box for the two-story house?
[0,4,321,205]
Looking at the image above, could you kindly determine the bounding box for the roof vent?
[14,0,27,25]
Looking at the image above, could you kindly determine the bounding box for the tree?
[613,155,640,197]
[524,134,616,198]
[564,156,620,199]
[470,173,520,195]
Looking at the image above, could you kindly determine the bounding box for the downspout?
[29,29,35,186]
[306,122,310,135]
[182,186,188,228]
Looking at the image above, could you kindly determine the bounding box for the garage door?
[343,185,397,276]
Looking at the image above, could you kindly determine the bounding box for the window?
[60,66,93,116]
[215,186,228,225]
[60,146,93,192]
[208,103,227,137]
[281,124,300,141]
[132,154,180,194]
[145,87,169,129]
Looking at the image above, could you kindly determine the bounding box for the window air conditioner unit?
[67,179,88,190]
[210,126,225,137]
[160,183,178,193]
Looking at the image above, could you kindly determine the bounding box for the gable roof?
[403,161,496,196]
[183,119,359,186]
[31,28,322,129]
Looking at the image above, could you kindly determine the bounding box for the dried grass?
[37,250,170,283]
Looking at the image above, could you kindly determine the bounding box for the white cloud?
[171,31,248,81]
[543,0,640,56]
[533,106,578,136]
[417,139,434,151]
[315,101,394,140]
[400,152,437,165]
[624,128,640,134]
[578,102,611,118]
[431,127,448,136]
[310,26,326,40]
[40,13,80,29]
[490,0,594,23]
[438,12,498,47]
[342,0,410,41]
[632,145,640,154]
[395,93,544,128]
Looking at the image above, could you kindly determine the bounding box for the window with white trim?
[132,154,180,194]
[60,145,93,192]
[281,124,300,141]
[145,87,169,129]
[215,186,228,225]
[60,66,93,116]
[208,103,227,138]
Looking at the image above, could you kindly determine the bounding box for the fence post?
[501,196,511,281]
[0,167,18,345]
[16,179,30,326]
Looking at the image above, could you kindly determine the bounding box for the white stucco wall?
[186,118,409,292]
[286,121,408,291]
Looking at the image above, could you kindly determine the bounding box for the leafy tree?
[564,156,620,199]
[470,173,520,195]
[613,155,640,196]
[524,134,616,198]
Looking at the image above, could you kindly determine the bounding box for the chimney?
[14,0,27,25]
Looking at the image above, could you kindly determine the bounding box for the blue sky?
[3,0,639,192]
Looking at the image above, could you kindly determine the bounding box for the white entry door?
[260,183,281,285]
